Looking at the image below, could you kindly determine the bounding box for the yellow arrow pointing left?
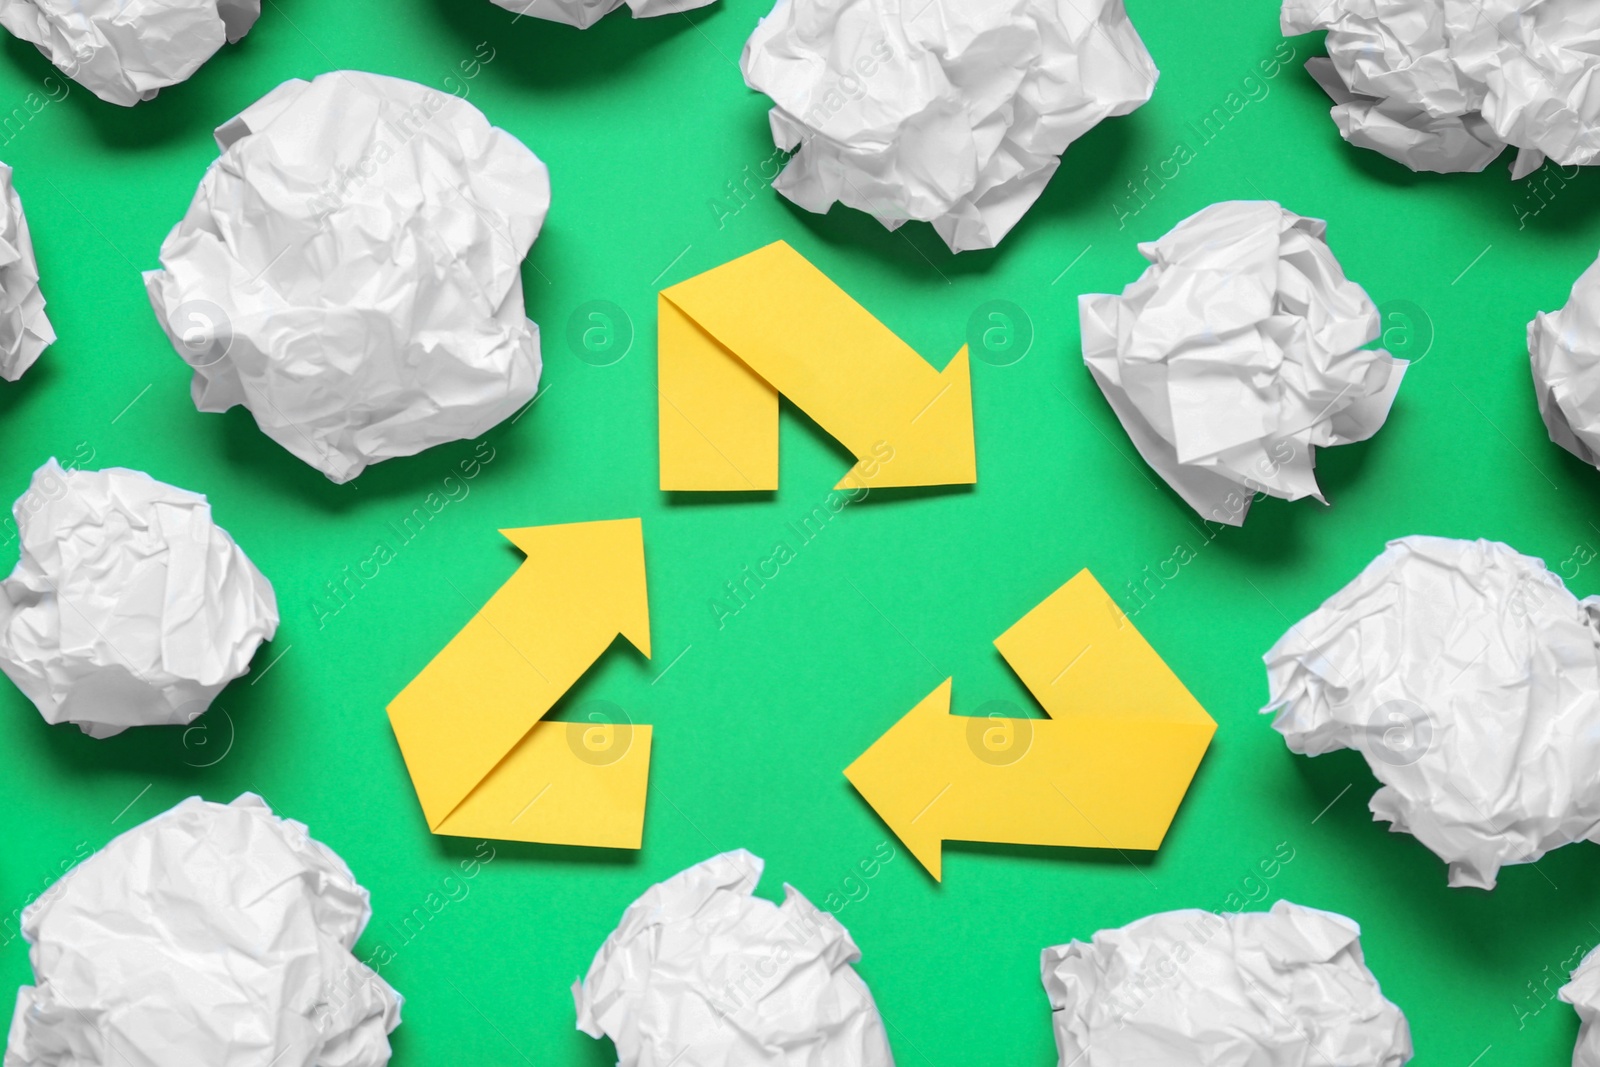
[387,519,653,848]
[845,570,1215,880]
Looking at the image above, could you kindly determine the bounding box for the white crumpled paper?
[4,793,401,1067]
[1263,536,1600,889]
[489,0,714,29]
[1530,252,1600,469]
[0,0,259,107]
[0,162,51,382]
[1042,900,1412,1066]
[145,71,548,484]
[0,457,278,738]
[1283,0,1600,177]
[1562,945,1600,1067]
[741,0,1157,253]
[1081,200,1406,526]
[573,850,895,1067]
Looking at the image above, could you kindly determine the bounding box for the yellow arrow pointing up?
[387,519,653,848]
[658,241,977,492]
[844,570,1215,880]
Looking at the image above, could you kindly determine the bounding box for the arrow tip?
[845,678,954,881]
[499,519,651,659]
[837,346,975,491]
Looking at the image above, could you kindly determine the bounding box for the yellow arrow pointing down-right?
[658,240,977,492]
[845,570,1215,880]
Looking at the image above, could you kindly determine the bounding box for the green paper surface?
[0,1,1595,1063]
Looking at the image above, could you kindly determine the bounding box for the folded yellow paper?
[845,570,1215,880]
[387,519,652,848]
[659,240,977,491]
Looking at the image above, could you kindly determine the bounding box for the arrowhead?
[844,679,956,880]
[499,519,651,659]
[838,347,976,490]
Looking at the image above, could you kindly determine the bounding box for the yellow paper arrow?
[387,519,653,848]
[658,241,977,492]
[844,570,1215,880]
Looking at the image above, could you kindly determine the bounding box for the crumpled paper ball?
[573,850,895,1067]
[1263,535,1600,889]
[0,0,259,107]
[1042,900,1412,1066]
[489,0,714,30]
[1081,200,1407,526]
[4,793,402,1067]
[1283,0,1600,177]
[0,457,278,739]
[0,162,52,381]
[741,0,1157,253]
[144,71,548,484]
[1530,252,1600,469]
[1562,945,1600,1067]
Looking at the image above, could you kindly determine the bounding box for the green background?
[0,0,1595,1063]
